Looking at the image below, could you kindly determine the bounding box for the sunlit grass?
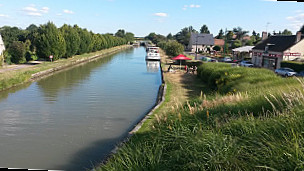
[97,63,304,171]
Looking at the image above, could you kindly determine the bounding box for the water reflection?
[0,82,31,103]
[36,55,115,103]
[146,60,160,73]
[0,47,162,170]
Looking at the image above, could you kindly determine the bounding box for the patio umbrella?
[172,54,192,69]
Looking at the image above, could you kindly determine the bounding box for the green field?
[97,63,304,170]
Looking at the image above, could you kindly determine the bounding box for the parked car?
[240,61,254,67]
[296,70,304,77]
[275,68,297,77]
[223,57,232,63]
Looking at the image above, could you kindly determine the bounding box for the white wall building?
[0,34,5,56]
[252,32,304,70]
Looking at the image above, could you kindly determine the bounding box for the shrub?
[8,41,26,64]
[164,40,184,57]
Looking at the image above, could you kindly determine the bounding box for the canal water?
[0,47,162,170]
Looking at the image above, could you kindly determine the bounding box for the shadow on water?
[0,82,31,103]
[36,54,116,102]
[58,135,127,171]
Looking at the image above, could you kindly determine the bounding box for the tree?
[115,29,125,38]
[8,41,26,64]
[77,27,92,54]
[60,24,80,58]
[125,32,135,43]
[216,29,224,39]
[213,45,221,51]
[226,31,234,40]
[35,22,66,60]
[0,26,24,48]
[252,30,257,37]
[233,27,248,40]
[281,29,292,35]
[174,26,197,47]
[164,40,184,56]
[167,33,173,40]
[300,25,304,34]
[200,25,210,34]
[232,40,242,48]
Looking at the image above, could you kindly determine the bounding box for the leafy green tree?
[8,41,26,64]
[60,24,80,58]
[165,40,184,56]
[77,27,92,54]
[226,31,234,40]
[0,26,24,48]
[213,45,221,51]
[174,26,197,47]
[115,29,125,38]
[35,22,66,60]
[125,32,135,43]
[232,40,242,48]
[233,27,248,40]
[245,39,254,46]
[281,29,292,35]
[200,25,210,34]
[252,30,257,37]
[167,33,173,40]
[300,25,304,34]
[216,29,224,39]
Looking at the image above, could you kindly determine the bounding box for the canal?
[0,47,162,170]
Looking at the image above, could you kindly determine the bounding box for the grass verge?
[96,62,304,170]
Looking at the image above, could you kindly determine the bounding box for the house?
[252,31,304,70]
[0,34,5,56]
[0,34,5,66]
[188,33,214,53]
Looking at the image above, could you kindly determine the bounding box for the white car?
[240,61,254,67]
[223,57,232,62]
[275,68,297,77]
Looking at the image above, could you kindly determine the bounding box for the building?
[0,34,5,66]
[187,33,214,53]
[252,31,304,70]
[0,34,5,56]
[232,46,254,60]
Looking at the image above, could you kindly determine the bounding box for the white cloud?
[0,4,3,7]
[23,6,38,12]
[262,0,277,1]
[286,13,304,31]
[23,5,49,17]
[189,4,200,8]
[63,9,74,14]
[183,4,200,10]
[0,14,9,18]
[41,7,49,13]
[57,13,62,16]
[153,13,168,17]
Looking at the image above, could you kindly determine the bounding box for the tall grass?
[97,63,304,171]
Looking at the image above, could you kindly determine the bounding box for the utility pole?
[195,34,204,60]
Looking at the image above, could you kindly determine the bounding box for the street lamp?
[195,34,204,60]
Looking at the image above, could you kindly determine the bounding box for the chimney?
[262,32,268,41]
[296,31,302,43]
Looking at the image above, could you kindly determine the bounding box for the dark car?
[296,70,304,77]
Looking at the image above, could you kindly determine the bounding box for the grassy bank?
[0,45,131,91]
[97,62,304,170]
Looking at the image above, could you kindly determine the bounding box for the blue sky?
[0,0,303,37]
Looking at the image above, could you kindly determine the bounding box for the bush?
[213,45,221,51]
[8,41,26,64]
[281,61,304,72]
[164,40,184,57]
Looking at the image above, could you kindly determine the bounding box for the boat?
[146,46,161,60]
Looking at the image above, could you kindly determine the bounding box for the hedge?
[281,61,304,72]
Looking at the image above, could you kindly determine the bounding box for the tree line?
[0,22,134,64]
[145,24,302,55]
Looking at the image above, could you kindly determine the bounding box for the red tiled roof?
[214,39,225,46]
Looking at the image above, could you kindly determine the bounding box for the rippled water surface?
[0,47,162,170]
